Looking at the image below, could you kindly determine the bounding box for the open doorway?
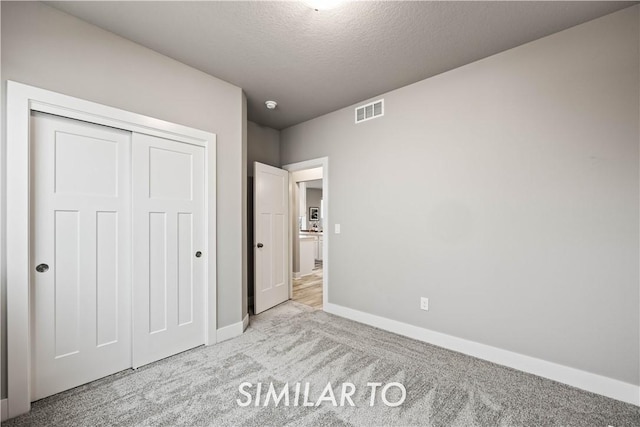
[293,178,323,309]
[283,158,329,311]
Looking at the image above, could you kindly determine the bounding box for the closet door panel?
[132,133,206,367]
[31,112,132,401]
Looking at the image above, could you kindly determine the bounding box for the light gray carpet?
[6,301,640,426]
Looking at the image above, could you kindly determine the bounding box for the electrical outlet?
[420,297,429,311]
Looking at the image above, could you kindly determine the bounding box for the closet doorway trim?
[6,81,218,417]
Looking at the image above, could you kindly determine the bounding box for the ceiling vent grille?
[355,99,384,123]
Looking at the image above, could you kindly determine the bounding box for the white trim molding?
[6,81,218,418]
[217,314,249,343]
[324,302,640,406]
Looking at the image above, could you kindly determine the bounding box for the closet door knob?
[257,243,264,248]
[36,263,49,273]
[195,251,202,258]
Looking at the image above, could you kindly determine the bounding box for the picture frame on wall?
[309,207,320,221]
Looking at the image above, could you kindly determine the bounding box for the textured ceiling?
[47,1,637,130]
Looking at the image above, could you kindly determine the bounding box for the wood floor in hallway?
[292,263,323,310]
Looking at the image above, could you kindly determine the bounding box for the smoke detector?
[265,100,278,110]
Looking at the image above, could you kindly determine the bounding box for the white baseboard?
[324,302,640,406]
[294,271,314,278]
[1,398,8,421]
[217,314,250,343]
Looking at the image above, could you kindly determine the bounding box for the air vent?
[355,99,384,123]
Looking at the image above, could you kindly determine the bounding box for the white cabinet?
[300,231,323,263]
[299,237,315,277]
[315,236,323,261]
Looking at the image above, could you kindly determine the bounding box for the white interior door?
[254,162,289,314]
[31,112,132,400]
[132,133,206,367]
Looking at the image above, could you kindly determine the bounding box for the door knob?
[36,263,49,273]
[195,251,202,258]
[257,243,264,248]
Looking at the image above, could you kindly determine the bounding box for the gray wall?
[281,6,640,385]
[247,120,281,310]
[1,1,246,397]
[247,121,280,176]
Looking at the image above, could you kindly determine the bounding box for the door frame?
[282,157,329,309]
[6,81,218,417]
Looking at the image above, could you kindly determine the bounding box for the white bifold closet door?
[31,112,132,400]
[31,112,206,400]
[132,133,205,367]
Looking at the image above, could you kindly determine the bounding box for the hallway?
[292,261,322,309]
